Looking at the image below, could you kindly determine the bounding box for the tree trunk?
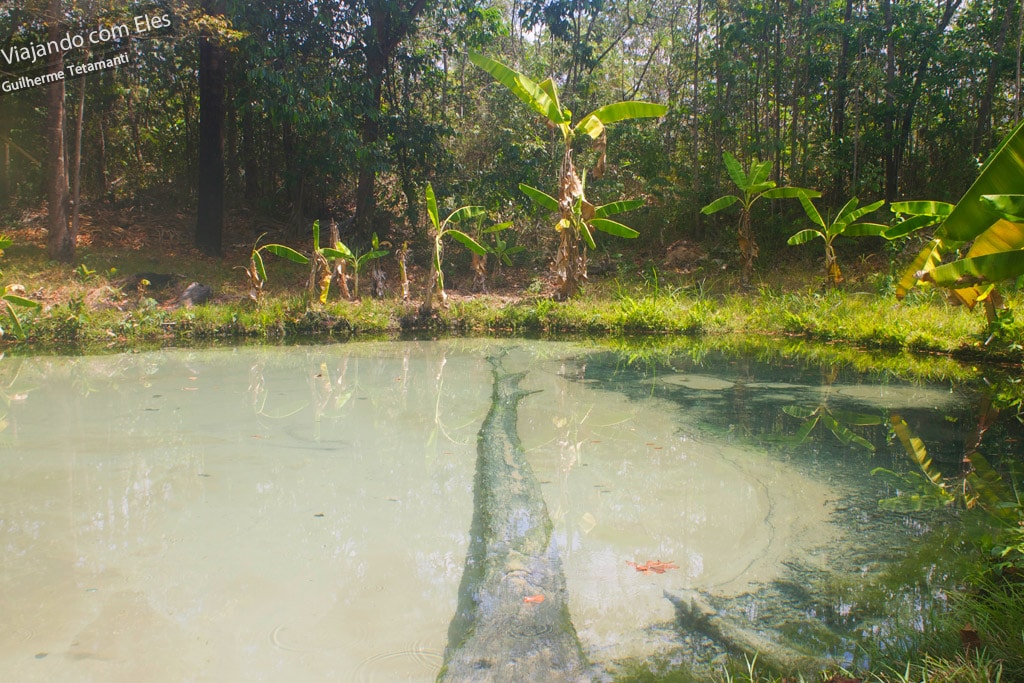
[831,0,855,200]
[352,0,428,239]
[70,76,86,242]
[195,0,226,257]
[1,106,10,207]
[973,0,1013,154]
[46,0,73,262]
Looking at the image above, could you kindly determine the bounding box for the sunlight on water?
[0,340,969,681]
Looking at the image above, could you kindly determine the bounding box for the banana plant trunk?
[554,149,587,300]
[824,240,843,286]
[738,211,757,288]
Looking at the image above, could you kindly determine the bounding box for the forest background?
[1,0,1021,295]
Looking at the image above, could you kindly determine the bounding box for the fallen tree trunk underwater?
[438,356,591,682]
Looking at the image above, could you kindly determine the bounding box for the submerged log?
[438,357,590,683]
[665,588,831,673]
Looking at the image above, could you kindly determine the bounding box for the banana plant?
[488,230,525,282]
[240,233,308,304]
[421,183,488,313]
[468,218,513,292]
[887,120,1024,317]
[702,152,820,287]
[1,285,40,340]
[470,53,666,299]
[331,232,389,300]
[0,236,41,339]
[787,195,886,285]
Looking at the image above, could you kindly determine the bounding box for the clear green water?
[0,340,997,681]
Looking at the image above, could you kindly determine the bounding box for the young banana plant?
[421,183,488,314]
[470,53,666,299]
[787,195,886,286]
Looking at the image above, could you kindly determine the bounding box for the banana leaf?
[938,119,1024,242]
[589,218,639,238]
[520,183,559,212]
[469,53,567,125]
[594,199,644,217]
[701,195,740,214]
[446,229,488,256]
[262,244,309,265]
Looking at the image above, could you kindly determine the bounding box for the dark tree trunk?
[973,0,1013,155]
[46,0,73,262]
[352,0,428,239]
[70,76,86,243]
[195,0,226,257]
[1,105,10,207]
[831,0,855,200]
[242,107,258,201]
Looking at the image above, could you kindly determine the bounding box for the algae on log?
[438,357,590,682]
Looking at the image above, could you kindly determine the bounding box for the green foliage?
[0,236,40,340]
[329,233,390,300]
[470,52,665,299]
[239,233,308,304]
[787,196,886,285]
[891,121,1024,310]
[702,153,820,287]
[422,182,488,311]
[783,403,881,452]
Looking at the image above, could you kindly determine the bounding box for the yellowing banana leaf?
[939,119,1024,242]
[891,415,943,487]
[895,238,948,299]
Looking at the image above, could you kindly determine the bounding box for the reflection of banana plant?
[783,404,881,452]
[874,412,1020,521]
[871,415,956,511]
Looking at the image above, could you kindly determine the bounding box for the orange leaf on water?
[523,594,545,604]
[627,560,679,574]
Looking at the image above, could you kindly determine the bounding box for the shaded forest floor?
[1,203,1020,365]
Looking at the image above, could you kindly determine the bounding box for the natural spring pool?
[0,340,990,681]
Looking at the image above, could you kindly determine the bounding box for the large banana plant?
[887,120,1024,315]
[470,53,666,299]
[702,152,819,287]
[787,195,886,286]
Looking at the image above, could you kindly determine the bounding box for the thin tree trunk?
[70,76,86,242]
[195,0,226,256]
[692,0,703,230]
[46,0,73,262]
[831,0,855,200]
[1017,0,1023,125]
[1,107,10,207]
[973,0,1012,154]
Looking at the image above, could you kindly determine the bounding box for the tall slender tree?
[45,0,73,262]
[195,0,227,257]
